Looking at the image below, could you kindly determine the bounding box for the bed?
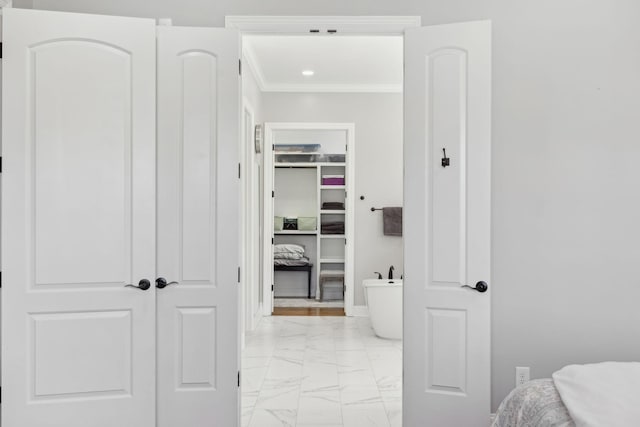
[492,379,574,427]
[492,362,640,427]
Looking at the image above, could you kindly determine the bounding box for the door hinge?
[238,267,241,283]
[239,59,242,75]
[272,190,275,198]
[0,42,3,59]
[0,156,3,173]
[0,271,2,288]
[238,163,241,179]
[271,237,274,244]
[238,371,241,387]
[271,284,274,292]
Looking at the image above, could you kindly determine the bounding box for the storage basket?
[297,217,317,231]
[283,217,298,230]
[274,216,284,231]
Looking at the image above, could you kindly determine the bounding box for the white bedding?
[552,361,640,427]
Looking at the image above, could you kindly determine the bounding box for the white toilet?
[362,279,402,340]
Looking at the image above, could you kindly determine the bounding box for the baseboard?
[350,305,369,317]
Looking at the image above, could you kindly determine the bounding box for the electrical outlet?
[515,367,530,387]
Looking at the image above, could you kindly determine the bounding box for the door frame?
[228,15,421,320]
[261,122,355,316]
[229,15,493,424]
[240,97,261,343]
[225,15,421,35]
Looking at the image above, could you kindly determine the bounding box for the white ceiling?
[243,35,403,93]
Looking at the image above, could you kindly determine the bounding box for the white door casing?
[156,26,240,427]
[241,100,260,332]
[262,125,275,315]
[2,8,156,427]
[404,21,492,426]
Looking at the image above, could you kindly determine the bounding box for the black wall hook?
[441,148,450,167]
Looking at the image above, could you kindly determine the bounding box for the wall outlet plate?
[516,366,530,387]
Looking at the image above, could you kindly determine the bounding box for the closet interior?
[269,126,354,308]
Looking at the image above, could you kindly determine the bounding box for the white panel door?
[404,21,492,426]
[156,26,240,427]
[2,8,156,427]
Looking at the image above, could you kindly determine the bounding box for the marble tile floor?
[242,316,402,427]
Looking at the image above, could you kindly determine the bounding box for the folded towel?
[321,221,345,234]
[383,207,402,236]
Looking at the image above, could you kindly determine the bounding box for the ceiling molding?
[261,84,403,94]
[242,44,268,91]
[226,15,421,35]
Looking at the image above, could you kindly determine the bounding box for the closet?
[2,9,238,427]
[263,124,355,313]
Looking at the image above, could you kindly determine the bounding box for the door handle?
[156,277,179,289]
[461,281,488,293]
[125,279,151,291]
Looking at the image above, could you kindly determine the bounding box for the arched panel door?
[2,8,156,427]
[156,26,240,427]
[404,21,492,426]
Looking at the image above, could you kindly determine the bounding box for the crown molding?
[261,83,403,94]
[241,44,268,91]
[226,15,421,35]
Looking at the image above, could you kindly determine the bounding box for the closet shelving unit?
[264,123,355,316]
[318,164,347,279]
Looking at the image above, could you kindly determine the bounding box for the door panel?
[2,8,156,427]
[404,21,492,426]
[32,310,133,398]
[157,26,239,427]
[33,40,131,285]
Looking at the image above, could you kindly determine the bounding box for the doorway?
[232,16,492,427]
[238,30,405,426]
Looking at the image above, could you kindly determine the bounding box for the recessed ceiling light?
[302,70,315,76]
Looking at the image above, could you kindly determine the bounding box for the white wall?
[263,93,403,306]
[20,0,640,410]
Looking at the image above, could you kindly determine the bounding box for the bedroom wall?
[262,92,404,307]
[20,0,640,411]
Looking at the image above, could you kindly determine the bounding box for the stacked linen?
[274,244,310,267]
[321,221,345,235]
[322,202,344,210]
